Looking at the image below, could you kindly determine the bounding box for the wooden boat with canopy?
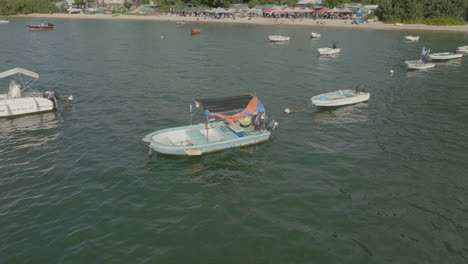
[141,94,278,156]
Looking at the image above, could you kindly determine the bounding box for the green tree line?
[375,0,468,24]
[0,0,59,15]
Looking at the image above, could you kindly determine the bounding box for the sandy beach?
[11,13,468,33]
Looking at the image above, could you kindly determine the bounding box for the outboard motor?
[354,84,366,94]
[43,90,73,109]
[266,119,278,131]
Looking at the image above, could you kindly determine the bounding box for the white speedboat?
[404,35,419,41]
[0,68,73,118]
[310,32,321,38]
[405,47,435,70]
[318,46,340,55]
[311,86,370,107]
[269,35,290,42]
[141,94,277,156]
[429,52,463,60]
[0,19,9,24]
[457,45,468,54]
[405,60,435,70]
[176,21,186,25]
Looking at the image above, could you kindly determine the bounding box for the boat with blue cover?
[311,85,370,107]
[405,47,435,70]
[141,94,278,156]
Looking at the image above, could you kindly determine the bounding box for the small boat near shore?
[310,32,321,38]
[405,47,435,70]
[0,68,73,118]
[318,43,340,55]
[311,85,370,107]
[176,21,186,25]
[27,23,54,30]
[429,52,463,61]
[269,35,290,42]
[190,28,201,34]
[0,19,9,24]
[404,35,419,41]
[141,94,277,156]
[457,45,468,54]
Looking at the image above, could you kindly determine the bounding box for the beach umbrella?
[294,7,304,12]
[329,7,341,13]
[283,7,294,13]
[340,8,353,13]
[262,7,273,13]
[316,7,329,13]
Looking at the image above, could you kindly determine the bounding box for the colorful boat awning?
[195,94,265,121]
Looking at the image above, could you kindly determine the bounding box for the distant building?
[297,0,322,5]
[344,3,363,9]
[96,0,126,6]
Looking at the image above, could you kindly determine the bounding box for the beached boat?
[310,32,321,38]
[311,86,370,107]
[457,45,468,54]
[318,43,340,55]
[27,23,54,30]
[141,94,278,156]
[269,35,290,42]
[404,35,419,41]
[0,68,73,118]
[429,52,463,61]
[405,47,435,70]
[0,19,9,24]
[190,28,201,34]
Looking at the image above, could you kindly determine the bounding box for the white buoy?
[390,69,394,75]
[161,35,164,39]
[283,108,292,114]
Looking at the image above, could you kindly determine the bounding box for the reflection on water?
[406,67,436,77]
[318,53,340,61]
[0,111,63,133]
[310,103,369,124]
[435,58,462,67]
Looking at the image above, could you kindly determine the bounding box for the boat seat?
[239,115,252,127]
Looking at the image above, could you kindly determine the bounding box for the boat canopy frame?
[0,67,40,92]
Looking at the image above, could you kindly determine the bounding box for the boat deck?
[186,122,259,145]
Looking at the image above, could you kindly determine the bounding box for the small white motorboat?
[405,47,435,70]
[310,32,321,38]
[176,21,186,25]
[0,68,73,118]
[311,86,370,107]
[141,94,277,156]
[429,52,463,60]
[457,45,468,54]
[405,60,435,70]
[268,35,290,42]
[318,43,340,55]
[404,35,419,41]
[0,19,9,24]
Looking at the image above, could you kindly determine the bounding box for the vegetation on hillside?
[0,0,58,15]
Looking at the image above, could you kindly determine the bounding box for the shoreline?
[10,13,468,33]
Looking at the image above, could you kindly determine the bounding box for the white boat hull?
[142,122,272,156]
[310,32,321,38]
[0,97,54,118]
[429,52,463,60]
[404,36,419,41]
[318,48,340,55]
[456,46,468,54]
[311,89,370,107]
[269,35,290,42]
[405,60,435,70]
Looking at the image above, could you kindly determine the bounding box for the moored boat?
[429,52,463,61]
[310,32,321,38]
[190,28,201,34]
[311,86,370,107]
[405,47,435,70]
[0,19,9,24]
[27,23,54,30]
[0,68,73,118]
[176,21,186,25]
[457,45,468,54]
[318,43,340,55]
[269,35,290,42]
[141,94,278,156]
[404,35,419,41]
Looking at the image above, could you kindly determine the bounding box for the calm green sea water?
[1,18,468,263]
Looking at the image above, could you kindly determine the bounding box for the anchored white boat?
[0,68,73,118]
[311,86,370,107]
[310,32,321,38]
[0,19,9,24]
[405,47,435,70]
[404,35,419,41]
[429,52,463,61]
[269,35,290,42]
[457,45,468,54]
[141,94,278,156]
[318,43,340,55]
